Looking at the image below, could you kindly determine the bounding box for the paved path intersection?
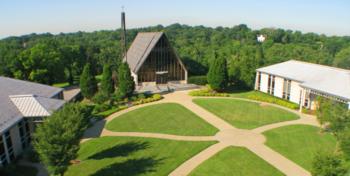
[82,90,320,176]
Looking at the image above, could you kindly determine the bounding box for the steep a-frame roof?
[124,32,164,73]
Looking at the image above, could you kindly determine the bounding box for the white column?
[299,89,306,112]
[254,72,259,90]
[348,102,350,110]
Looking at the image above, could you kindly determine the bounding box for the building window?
[0,136,7,166]
[257,72,261,90]
[282,79,291,100]
[267,75,275,95]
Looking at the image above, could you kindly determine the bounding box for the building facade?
[125,32,188,86]
[255,60,350,110]
[0,77,66,166]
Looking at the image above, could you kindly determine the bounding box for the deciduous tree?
[33,103,90,176]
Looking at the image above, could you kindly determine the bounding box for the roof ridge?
[288,60,350,73]
[0,76,64,90]
[32,96,51,115]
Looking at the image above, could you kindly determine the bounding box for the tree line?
[1,23,350,88]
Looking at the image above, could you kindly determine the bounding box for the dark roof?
[124,32,164,73]
[0,76,64,133]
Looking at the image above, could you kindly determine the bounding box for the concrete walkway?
[82,90,320,176]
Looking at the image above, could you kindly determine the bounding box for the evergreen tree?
[80,63,98,99]
[117,62,135,97]
[33,103,90,176]
[207,52,228,92]
[100,64,114,96]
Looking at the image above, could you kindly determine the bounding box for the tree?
[33,103,90,176]
[100,64,114,96]
[316,97,350,135]
[16,42,65,84]
[339,128,350,160]
[311,152,347,176]
[80,63,98,99]
[333,46,350,69]
[207,52,228,92]
[117,62,135,97]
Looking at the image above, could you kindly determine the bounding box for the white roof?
[10,94,65,117]
[257,60,350,101]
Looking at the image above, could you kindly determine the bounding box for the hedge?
[188,75,207,85]
[189,88,229,97]
[246,93,299,110]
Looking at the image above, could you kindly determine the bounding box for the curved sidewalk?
[82,90,319,176]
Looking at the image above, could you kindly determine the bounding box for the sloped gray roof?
[124,32,164,73]
[257,60,350,101]
[0,76,64,133]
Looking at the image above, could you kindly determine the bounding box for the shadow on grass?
[91,157,163,176]
[88,141,150,160]
[82,120,106,139]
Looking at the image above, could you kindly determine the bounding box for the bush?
[188,75,207,85]
[246,92,299,109]
[92,104,110,114]
[137,93,146,100]
[132,94,162,106]
[92,92,109,104]
[152,94,162,100]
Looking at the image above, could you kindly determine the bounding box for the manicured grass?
[193,98,299,129]
[106,103,218,136]
[190,146,284,176]
[263,125,337,171]
[65,136,215,176]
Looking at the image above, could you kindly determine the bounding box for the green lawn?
[190,146,284,176]
[193,98,299,129]
[65,136,215,176]
[106,103,218,136]
[263,125,337,171]
[52,82,69,88]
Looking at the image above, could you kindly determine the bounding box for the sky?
[1,0,350,38]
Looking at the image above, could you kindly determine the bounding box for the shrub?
[188,75,207,85]
[137,93,146,100]
[130,96,138,102]
[93,104,110,114]
[92,92,109,104]
[152,94,162,100]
